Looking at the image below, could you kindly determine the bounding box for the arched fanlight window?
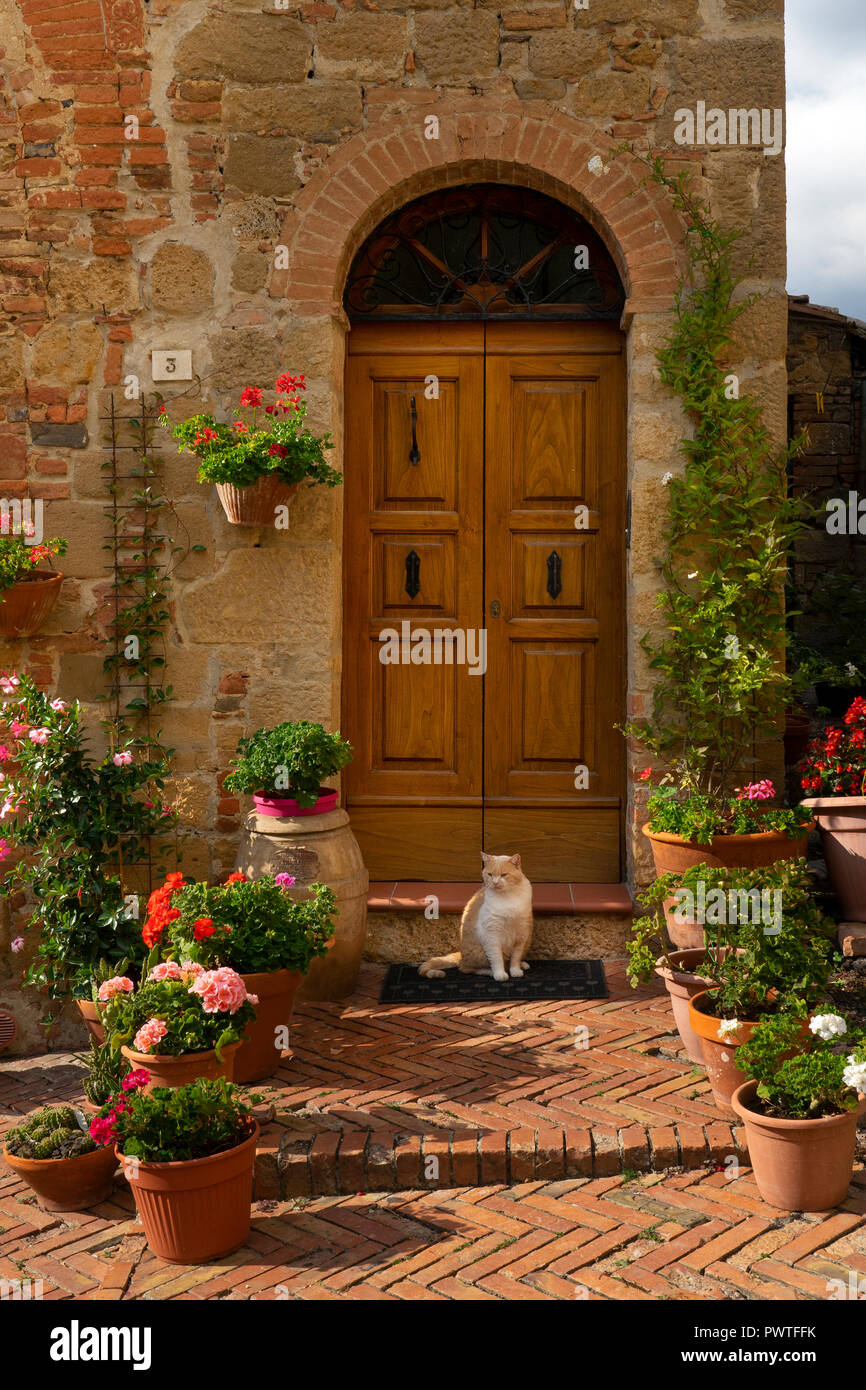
[344,183,624,321]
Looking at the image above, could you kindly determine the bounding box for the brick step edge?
[253,1120,749,1200]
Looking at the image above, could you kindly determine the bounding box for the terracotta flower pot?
[688,990,808,1114]
[120,1120,258,1263]
[2,1141,117,1211]
[783,709,813,767]
[654,949,720,1064]
[252,787,338,818]
[0,570,63,638]
[732,1080,866,1212]
[801,796,866,920]
[233,968,303,1083]
[643,822,811,877]
[120,1041,241,1091]
[215,475,299,527]
[76,999,106,1046]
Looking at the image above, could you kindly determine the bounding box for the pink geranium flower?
[147,960,186,983]
[274,872,296,889]
[189,966,257,1015]
[97,975,135,1002]
[736,780,775,802]
[132,1018,168,1054]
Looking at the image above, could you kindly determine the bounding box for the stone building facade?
[0,0,788,1043]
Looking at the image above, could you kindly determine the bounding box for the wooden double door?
[342,320,625,882]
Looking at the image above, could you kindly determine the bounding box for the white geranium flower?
[846,663,859,678]
[809,1013,847,1042]
[688,571,699,580]
[661,471,673,486]
[718,1018,740,1039]
[842,1058,866,1093]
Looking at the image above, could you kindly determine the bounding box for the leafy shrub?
[224,719,353,805]
[98,960,257,1062]
[159,871,335,975]
[91,1075,258,1164]
[0,672,173,1002]
[160,377,341,491]
[630,858,837,998]
[5,1105,94,1160]
[736,1011,866,1119]
[645,779,811,845]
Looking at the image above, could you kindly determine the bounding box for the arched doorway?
[341,184,626,883]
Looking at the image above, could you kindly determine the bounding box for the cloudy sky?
[786,0,866,320]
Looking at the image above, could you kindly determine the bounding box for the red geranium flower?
[239,387,262,408]
[225,872,246,884]
[193,917,215,941]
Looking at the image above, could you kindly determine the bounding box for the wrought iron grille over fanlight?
[344,184,624,321]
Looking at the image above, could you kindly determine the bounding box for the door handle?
[408,395,420,466]
[405,549,420,599]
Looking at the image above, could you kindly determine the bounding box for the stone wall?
[0,0,787,1047]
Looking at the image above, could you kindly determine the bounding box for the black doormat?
[378,959,609,1004]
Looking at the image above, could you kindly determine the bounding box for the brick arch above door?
[273,96,686,320]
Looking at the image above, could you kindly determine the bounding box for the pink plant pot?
[252,787,339,818]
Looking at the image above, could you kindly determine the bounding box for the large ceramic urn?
[235,805,369,1001]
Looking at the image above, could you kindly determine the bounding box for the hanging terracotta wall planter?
[0,571,63,638]
[215,476,298,527]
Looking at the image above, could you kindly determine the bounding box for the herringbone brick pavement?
[2,963,865,1301]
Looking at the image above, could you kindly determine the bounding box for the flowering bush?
[0,673,173,1001]
[799,696,866,797]
[0,512,66,595]
[99,961,257,1061]
[644,776,811,845]
[146,869,335,976]
[91,1075,257,1164]
[224,719,352,805]
[160,375,341,492]
[736,1011,866,1120]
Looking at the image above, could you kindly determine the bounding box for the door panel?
[343,320,625,882]
[343,324,484,878]
[483,323,624,881]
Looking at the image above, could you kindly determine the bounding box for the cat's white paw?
[493,970,509,982]
[509,967,524,979]
[521,961,530,971]
[422,968,445,979]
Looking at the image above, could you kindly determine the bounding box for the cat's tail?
[418,952,461,979]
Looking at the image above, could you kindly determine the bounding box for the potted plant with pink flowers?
[799,695,866,919]
[98,956,258,1090]
[160,374,341,526]
[155,870,336,1082]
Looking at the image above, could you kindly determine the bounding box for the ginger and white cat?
[419,852,533,983]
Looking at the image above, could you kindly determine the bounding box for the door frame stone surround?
[273,95,688,889]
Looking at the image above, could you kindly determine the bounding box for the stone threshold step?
[368,881,634,915]
[839,922,866,957]
[253,1118,747,1200]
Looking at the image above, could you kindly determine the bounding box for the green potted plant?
[0,673,173,1023]
[685,880,836,1111]
[98,957,258,1089]
[90,1074,259,1263]
[618,156,809,875]
[0,513,66,637]
[152,869,336,1081]
[160,374,341,526]
[2,1104,117,1211]
[630,859,831,1064]
[224,719,353,817]
[799,696,866,919]
[732,1012,866,1211]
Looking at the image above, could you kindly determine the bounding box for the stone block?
[174,15,311,84]
[314,15,408,81]
[231,249,268,295]
[150,242,214,313]
[208,327,279,393]
[0,336,24,388]
[414,11,500,83]
[31,322,104,386]
[222,82,362,142]
[573,0,700,35]
[224,135,302,197]
[528,32,607,80]
[572,70,650,118]
[47,260,138,315]
[29,422,88,449]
